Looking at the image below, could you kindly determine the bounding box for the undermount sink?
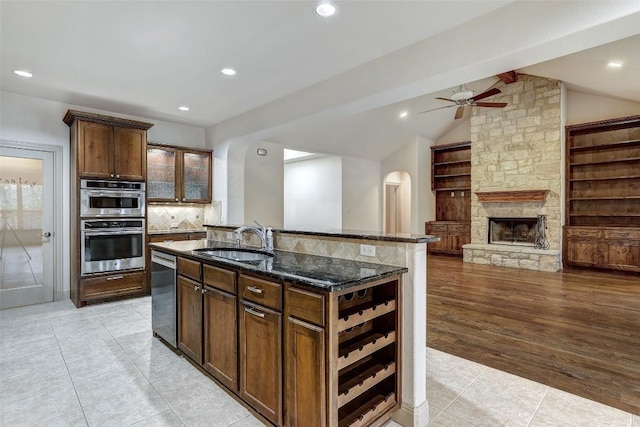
[194,247,274,263]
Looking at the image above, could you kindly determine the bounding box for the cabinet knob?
[116,174,120,178]
[194,285,199,291]
[175,198,179,202]
[182,198,186,201]
[110,173,114,178]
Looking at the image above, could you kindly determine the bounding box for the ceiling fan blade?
[454,106,465,120]
[471,87,501,101]
[435,97,456,103]
[418,105,456,114]
[474,102,508,108]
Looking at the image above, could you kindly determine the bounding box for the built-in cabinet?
[147,143,212,203]
[64,110,153,307]
[171,252,402,426]
[426,141,471,255]
[65,111,148,181]
[564,116,640,273]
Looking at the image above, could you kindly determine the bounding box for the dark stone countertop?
[203,224,439,244]
[150,240,408,292]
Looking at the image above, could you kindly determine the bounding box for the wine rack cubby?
[332,278,401,427]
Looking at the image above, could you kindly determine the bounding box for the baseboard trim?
[391,400,429,427]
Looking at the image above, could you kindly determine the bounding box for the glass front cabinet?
[147,144,212,203]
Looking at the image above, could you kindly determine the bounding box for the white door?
[0,146,55,309]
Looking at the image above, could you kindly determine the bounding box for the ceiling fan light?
[450,90,473,101]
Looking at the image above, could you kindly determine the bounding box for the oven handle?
[82,230,145,236]
[83,190,143,197]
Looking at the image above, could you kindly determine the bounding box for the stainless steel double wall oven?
[80,179,146,276]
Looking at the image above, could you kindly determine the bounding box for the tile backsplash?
[148,201,221,231]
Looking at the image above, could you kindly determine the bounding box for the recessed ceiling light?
[178,106,190,111]
[13,70,33,78]
[399,111,409,119]
[220,68,236,76]
[315,2,336,17]
[607,61,623,68]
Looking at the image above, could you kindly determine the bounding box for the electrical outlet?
[170,222,179,228]
[360,244,376,257]
[451,192,455,197]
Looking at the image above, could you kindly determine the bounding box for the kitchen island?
[151,228,436,427]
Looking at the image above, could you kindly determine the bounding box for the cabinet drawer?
[178,257,201,281]
[203,264,236,294]
[565,228,601,239]
[240,275,281,311]
[81,271,145,299]
[449,224,470,232]
[426,224,448,232]
[286,286,325,327]
[603,228,640,240]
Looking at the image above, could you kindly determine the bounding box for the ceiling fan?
[420,84,507,119]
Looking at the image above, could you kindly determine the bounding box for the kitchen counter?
[149,239,408,291]
[148,229,207,236]
[204,224,438,244]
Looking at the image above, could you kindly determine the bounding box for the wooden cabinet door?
[203,287,238,391]
[77,121,113,178]
[565,238,601,267]
[601,240,640,272]
[181,150,212,203]
[147,145,180,201]
[284,317,325,427]
[239,301,282,425]
[114,127,146,181]
[177,275,203,364]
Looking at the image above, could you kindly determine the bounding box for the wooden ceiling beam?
[497,71,518,84]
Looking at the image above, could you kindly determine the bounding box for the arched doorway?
[384,171,411,234]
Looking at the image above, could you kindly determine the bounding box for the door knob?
[42,232,52,238]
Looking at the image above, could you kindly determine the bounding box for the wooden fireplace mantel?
[475,189,549,203]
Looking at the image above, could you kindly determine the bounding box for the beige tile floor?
[0,297,638,427]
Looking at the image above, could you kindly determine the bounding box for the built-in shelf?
[475,189,549,203]
[569,139,640,152]
[434,187,470,192]
[434,173,469,179]
[570,196,640,201]
[570,176,640,182]
[434,159,471,166]
[569,212,640,217]
[570,157,640,167]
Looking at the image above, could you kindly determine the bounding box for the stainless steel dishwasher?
[151,250,177,347]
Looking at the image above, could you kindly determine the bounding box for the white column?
[392,242,429,427]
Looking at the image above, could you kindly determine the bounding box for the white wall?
[342,156,381,231]
[244,141,284,227]
[382,137,434,234]
[1,91,206,298]
[284,155,342,231]
[566,90,640,125]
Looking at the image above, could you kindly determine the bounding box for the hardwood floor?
[426,254,640,415]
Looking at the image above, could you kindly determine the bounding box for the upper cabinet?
[63,110,153,182]
[147,143,212,203]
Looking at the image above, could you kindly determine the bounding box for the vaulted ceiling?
[2,1,639,160]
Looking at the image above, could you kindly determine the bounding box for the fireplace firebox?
[489,217,538,246]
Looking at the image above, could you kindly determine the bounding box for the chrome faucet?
[234,220,273,251]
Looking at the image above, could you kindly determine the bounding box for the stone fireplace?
[462,74,562,272]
